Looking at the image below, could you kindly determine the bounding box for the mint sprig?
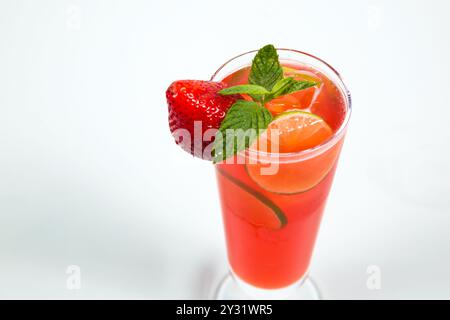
[218,84,270,96]
[213,44,318,162]
[248,44,283,91]
[268,77,317,100]
[212,100,272,163]
[220,77,318,103]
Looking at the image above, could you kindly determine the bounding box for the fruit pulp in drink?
[215,63,347,289]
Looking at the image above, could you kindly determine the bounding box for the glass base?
[215,273,322,300]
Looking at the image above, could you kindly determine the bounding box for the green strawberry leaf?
[269,77,318,100]
[218,84,270,96]
[212,100,272,163]
[248,44,283,91]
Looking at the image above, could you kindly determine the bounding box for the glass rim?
[210,48,352,161]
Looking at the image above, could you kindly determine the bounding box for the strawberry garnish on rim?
[166,80,239,160]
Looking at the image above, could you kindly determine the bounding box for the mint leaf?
[248,44,283,91]
[269,77,318,100]
[212,100,272,163]
[219,84,270,96]
[211,44,320,163]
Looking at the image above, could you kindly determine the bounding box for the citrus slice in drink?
[255,111,333,153]
[265,67,322,116]
[246,111,339,194]
[216,166,287,229]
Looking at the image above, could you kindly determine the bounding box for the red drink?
[212,50,351,295]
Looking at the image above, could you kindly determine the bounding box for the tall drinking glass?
[211,49,351,299]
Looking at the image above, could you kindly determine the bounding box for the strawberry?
[166,80,238,160]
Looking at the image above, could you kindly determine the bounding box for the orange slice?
[246,111,339,194]
[265,67,321,116]
[255,111,333,153]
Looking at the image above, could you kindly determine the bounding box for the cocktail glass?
[211,49,351,299]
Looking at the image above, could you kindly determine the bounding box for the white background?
[1,0,450,299]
